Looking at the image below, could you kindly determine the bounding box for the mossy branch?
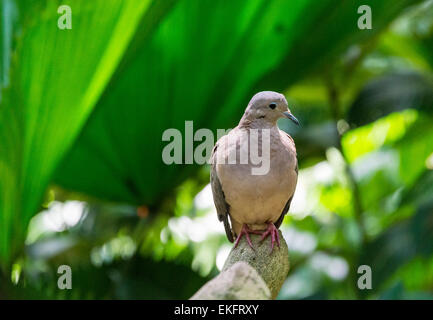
[191,231,289,300]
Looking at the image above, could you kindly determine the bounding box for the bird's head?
[241,91,299,127]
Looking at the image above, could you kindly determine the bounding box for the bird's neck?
[238,117,277,130]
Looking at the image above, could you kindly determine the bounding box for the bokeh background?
[1,0,433,299]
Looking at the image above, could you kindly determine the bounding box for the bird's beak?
[283,111,300,126]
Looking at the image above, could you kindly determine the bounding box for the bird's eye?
[269,102,277,110]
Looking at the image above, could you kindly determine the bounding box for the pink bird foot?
[234,224,262,249]
[260,222,280,252]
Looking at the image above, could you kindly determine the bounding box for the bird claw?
[260,223,280,252]
[234,224,262,250]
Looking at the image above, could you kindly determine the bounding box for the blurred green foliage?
[1,0,433,299]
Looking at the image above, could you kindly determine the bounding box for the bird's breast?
[216,128,297,231]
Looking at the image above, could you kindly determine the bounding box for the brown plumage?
[210,91,299,250]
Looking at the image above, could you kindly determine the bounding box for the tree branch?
[191,231,290,300]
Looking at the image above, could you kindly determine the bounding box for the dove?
[210,91,299,251]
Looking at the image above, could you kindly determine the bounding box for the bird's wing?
[210,142,234,242]
[274,162,298,228]
[274,131,298,229]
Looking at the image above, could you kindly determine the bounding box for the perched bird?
[210,91,299,251]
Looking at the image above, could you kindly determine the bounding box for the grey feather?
[274,162,298,229]
[210,144,234,242]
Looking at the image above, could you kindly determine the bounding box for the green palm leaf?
[0,0,172,268]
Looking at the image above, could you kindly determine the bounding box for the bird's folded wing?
[274,131,298,228]
[274,194,293,229]
[210,143,234,242]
